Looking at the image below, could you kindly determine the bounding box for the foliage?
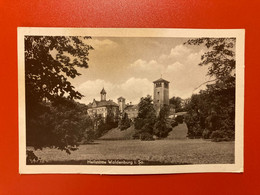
[175,115,184,124]
[153,105,172,138]
[169,96,183,112]
[94,111,118,138]
[26,98,91,154]
[185,38,235,81]
[184,38,236,141]
[119,112,131,131]
[25,36,93,103]
[140,132,154,141]
[170,120,178,128]
[26,150,43,164]
[83,129,95,143]
[25,36,93,159]
[134,95,157,139]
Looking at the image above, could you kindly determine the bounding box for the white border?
[18,28,244,174]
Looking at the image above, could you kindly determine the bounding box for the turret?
[117,96,126,113]
[100,88,106,101]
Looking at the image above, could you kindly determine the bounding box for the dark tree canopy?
[153,104,172,138]
[25,36,94,157]
[25,36,93,103]
[169,96,183,112]
[185,38,236,82]
[184,38,236,141]
[133,95,157,140]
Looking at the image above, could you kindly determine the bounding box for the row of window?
[155,83,169,88]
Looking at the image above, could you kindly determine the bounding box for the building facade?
[87,88,119,119]
[124,104,138,121]
[153,78,170,115]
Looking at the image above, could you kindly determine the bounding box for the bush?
[210,130,233,142]
[202,129,211,139]
[175,115,184,124]
[171,120,178,128]
[84,129,95,143]
[140,132,154,141]
[26,150,43,164]
[119,113,131,131]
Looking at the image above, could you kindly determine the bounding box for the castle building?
[87,88,119,118]
[153,78,170,115]
[124,104,138,121]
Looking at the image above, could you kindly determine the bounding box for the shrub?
[171,120,178,128]
[140,132,154,141]
[202,129,211,139]
[26,150,42,164]
[210,130,233,142]
[175,115,184,124]
[119,113,131,131]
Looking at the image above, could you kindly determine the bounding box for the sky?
[69,37,211,105]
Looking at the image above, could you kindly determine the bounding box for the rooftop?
[153,78,170,83]
[100,88,107,94]
[88,99,118,108]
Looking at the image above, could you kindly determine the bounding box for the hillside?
[99,125,136,140]
[99,122,188,140]
[166,123,188,139]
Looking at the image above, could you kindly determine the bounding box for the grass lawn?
[28,139,234,165]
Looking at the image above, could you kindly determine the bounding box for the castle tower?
[117,97,126,113]
[100,88,106,101]
[153,78,170,114]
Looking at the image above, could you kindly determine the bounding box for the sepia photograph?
[18,28,244,174]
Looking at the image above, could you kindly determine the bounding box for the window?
[156,83,162,88]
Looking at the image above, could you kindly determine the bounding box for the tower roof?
[117,96,125,100]
[100,88,106,94]
[153,78,170,83]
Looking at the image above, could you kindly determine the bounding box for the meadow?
[29,139,235,165]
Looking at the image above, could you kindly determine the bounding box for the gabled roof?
[88,99,118,108]
[100,88,106,94]
[153,78,170,83]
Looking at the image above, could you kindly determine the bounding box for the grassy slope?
[99,122,188,140]
[166,123,188,139]
[99,125,135,140]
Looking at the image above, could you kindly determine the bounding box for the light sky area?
[69,37,211,105]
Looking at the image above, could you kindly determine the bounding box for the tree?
[119,113,131,131]
[185,38,235,82]
[25,36,93,155]
[169,96,183,112]
[25,36,93,103]
[153,105,172,138]
[26,99,91,154]
[184,38,236,141]
[134,95,156,140]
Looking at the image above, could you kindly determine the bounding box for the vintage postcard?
[18,28,244,174]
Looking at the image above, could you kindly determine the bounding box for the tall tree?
[185,38,235,81]
[134,95,156,139]
[25,36,93,103]
[25,36,93,155]
[169,96,183,112]
[184,38,236,140]
[153,104,172,138]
